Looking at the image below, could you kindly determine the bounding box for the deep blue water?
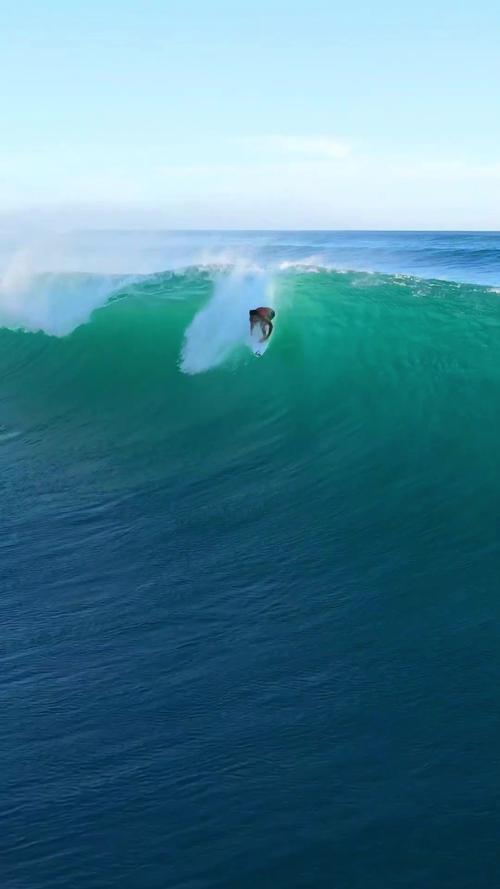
[2,230,500,888]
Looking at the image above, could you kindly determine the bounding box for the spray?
[180,268,275,374]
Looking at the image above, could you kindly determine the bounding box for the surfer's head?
[257,307,275,321]
[250,306,275,323]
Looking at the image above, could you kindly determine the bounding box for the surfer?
[249,307,275,343]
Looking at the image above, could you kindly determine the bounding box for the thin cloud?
[250,135,351,161]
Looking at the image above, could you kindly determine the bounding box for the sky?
[1,0,500,229]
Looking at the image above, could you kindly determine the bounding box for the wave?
[0,263,497,381]
[1,261,499,523]
[2,230,500,340]
[3,234,500,889]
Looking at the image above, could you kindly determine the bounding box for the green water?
[3,262,500,888]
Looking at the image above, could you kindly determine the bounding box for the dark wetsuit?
[249,306,275,342]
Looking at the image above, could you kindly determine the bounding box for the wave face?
[3,231,500,889]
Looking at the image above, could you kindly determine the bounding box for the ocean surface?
[2,230,500,888]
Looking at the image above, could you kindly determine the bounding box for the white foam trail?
[278,254,322,271]
[180,269,275,374]
[0,264,121,337]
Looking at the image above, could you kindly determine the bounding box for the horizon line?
[65,227,500,234]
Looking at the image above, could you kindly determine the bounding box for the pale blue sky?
[2,0,500,228]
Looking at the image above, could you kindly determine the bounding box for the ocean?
[2,230,500,888]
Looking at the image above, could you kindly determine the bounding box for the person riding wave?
[249,307,275,343]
